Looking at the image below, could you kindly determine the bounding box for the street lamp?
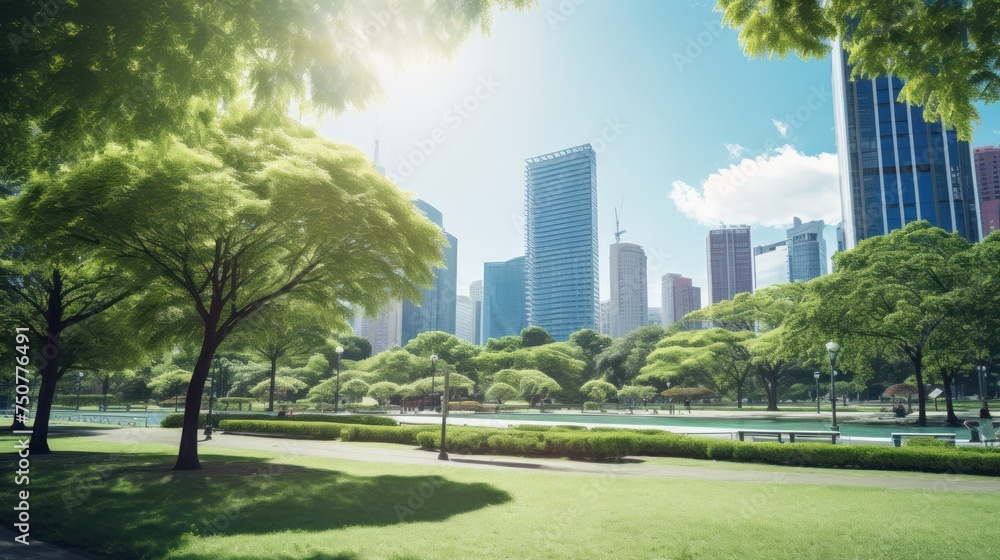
[204,359,217,440]
[334,346,344,413]
[439,365,451,460]
[826,341,840,431]
[430,354,439,412]
[76,372,84,411]
[814,372,821,414]
[978,365,988,399]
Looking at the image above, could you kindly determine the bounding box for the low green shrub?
[905,437,951,448]
[583,401,601,411]
[339,424,437,445]
[219,420,343,439]
[160,412,398,428]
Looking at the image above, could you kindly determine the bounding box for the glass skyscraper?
[753,218,827,290]
[706,226,752,304]
[525,144,599,341]
[401,199,457,344]
[833,40,981,248]
[753,242,789,291]
[482,257,527,341]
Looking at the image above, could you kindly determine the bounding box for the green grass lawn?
[1,436,997,559]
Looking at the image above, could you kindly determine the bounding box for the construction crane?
[614,200,626,244]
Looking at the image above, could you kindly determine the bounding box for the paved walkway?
[86,428,1000,493]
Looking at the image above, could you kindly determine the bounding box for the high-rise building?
[482,257,528,342]
[706,226,753,304]
[401,199,457,344]
[469,280,484,345]
[647,308,661,326]
[753,241,789,291]
[525,144,599,341]
[661,273,702,326]
[455,295,475,344]
[609,242,648,338]
[599,300,611,336]
[355,302,403,355]
[833,39,981,248]
[975,145,1000,236]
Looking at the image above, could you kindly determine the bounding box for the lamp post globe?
[814,372,821,414]
[334,346,344,413]
[76,372,84,411]
[826,342,840,431]
[430,355,439,412]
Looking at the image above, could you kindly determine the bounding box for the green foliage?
[52,395,118,408]
[356,348,430,384]
[339,424,439,445]
[715,0,998,139]
[595,325,666,388]
[404,331,481,376]
[617,385,658,411]
[366,382,400,406]
[216,397,255,411]
[334,335,374,361]
[161,412,397,428]
[400,373,476,400]
[250,377,307,402]
[147,369,192,400]
[904,437,951,448]
[491,369,561,405]
[579,380,617,404]
[484,336,522,352]
[520,326,554,348]
[219,420,345,440]
[340,378,371,402]
[485,382,519,404]
[511,345,585,400]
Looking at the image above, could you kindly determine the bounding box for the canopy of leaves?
[251,376,307,401]
[147,369,192,399]
[595,325,667,388]
[520,326,554,348]
[580,379,618,403]
[484,382,519,404]
[404,331,481,375]
[356,348,436,384]
[366,381,399,406]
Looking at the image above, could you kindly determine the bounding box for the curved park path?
[83,427,1000,494]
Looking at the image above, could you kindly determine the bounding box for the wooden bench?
[735,429,841,444]
[890,433,956,447]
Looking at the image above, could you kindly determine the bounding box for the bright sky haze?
[320,0,1000,306]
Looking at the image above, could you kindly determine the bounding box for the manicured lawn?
[1,437,997,559]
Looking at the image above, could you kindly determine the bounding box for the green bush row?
[339,424,438,445]
[160,412,398,428]
[219,420,343,439]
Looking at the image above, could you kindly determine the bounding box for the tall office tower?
[599,300,611,336]
[706,225,753,304]
[455,295,475,344]
[660,273,702,326]
[469,280,484,345]
[836,223,847,254]
[647,308,661,326]
[525,144,599,341]
[833,40,981,248]
[355,302,403,355]
[753,241,790,291]
[482,257,528,341]
[401,199,458,344]
[609,242,648,338]
[976,145,1000,236]
[787,217,827,282]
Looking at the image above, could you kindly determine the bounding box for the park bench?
[890,433,956,447]
[735,429,841,444]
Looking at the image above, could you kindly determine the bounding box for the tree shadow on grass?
[0,452,511,559]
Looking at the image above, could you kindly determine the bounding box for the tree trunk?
[736,376,744,409]
[28,370,58,454]
[758,370,779,412]
[913,356,927,426]
[267,355,277,412]
[942,371,961,424]
[173,331,220,471]
[29,269,64,455]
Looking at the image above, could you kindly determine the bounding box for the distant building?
[661,273,702,326]
[469,280,484,345]
[706,226,752,304]
[525,145,599,341]
[401,199,457,344]
[355,302,403,355]
[753,218,828,290]
[833,38,981,247]
[599,300,611,336]
[609,242,648,338]
[455,295,475,344]
[753,242,790,291]
[836,222,847,254]
[482,257,528,341]
[647,307,661,326]
[976,145,1000,236]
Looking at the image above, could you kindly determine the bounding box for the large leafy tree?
[716,0,999,139]
[404,331,481,377]
[0,0,532,179]
[637,329,756,406]
[595,325,667,388]
[26,105,445,470]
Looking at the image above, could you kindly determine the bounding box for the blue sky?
[320,0,1000,306]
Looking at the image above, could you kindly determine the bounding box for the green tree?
[340,379,371,403]
[617,385,658,413]
[251,377,307,403]
[520,326,554,348]
[0,0,531,179]
[148,370,193,402]
[485,336,522,352]
[335,335,373,361]
[492,369,561,408]
[485,382,519,405]
[638,329,756,406]
[512,345,586,401]
[715,0,998,139]
[357,348,431,384]
[366,382,400,408]
[570,328,613,379]
[405,331,481,376]
[579,380,617,409]
[595,325,667,388]
[27,105,445,470]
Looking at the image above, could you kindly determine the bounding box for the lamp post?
[429,354,439,411]
[204,359,217,440]
[438,365,450,460]
[334,346,344,413]
[978,365,987,399]
[76,372,84,411]
[826,341,840,431]
[814,372,821,414]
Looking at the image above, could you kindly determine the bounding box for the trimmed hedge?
[219,420,343,439]
[160,412,398,428]
[339,424,438,445]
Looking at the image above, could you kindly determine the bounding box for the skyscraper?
[753,218,828,290]
[401,199,457,344]
[975,145,1000,236]
[609,242,647,338]
[832,40,981,248]
[469,280,484,345]
[455,295,475,344]
[753,241,789,291]
[482,257,528,341]
[661,273,702,326]
[706,226,752,304]
[355,302,403,355]
[647,308,661,327]
[525,144,599,341]
[599,300,611,336]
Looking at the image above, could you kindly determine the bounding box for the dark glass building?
[482,257,528,341]
[525,145,599,341]
[833,40,981,247]
[401,199,457,344]
[706,226,752,304]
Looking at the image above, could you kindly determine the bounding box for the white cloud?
[724,143,745,158]
[669,146,840,228]
[772,119,789,137]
